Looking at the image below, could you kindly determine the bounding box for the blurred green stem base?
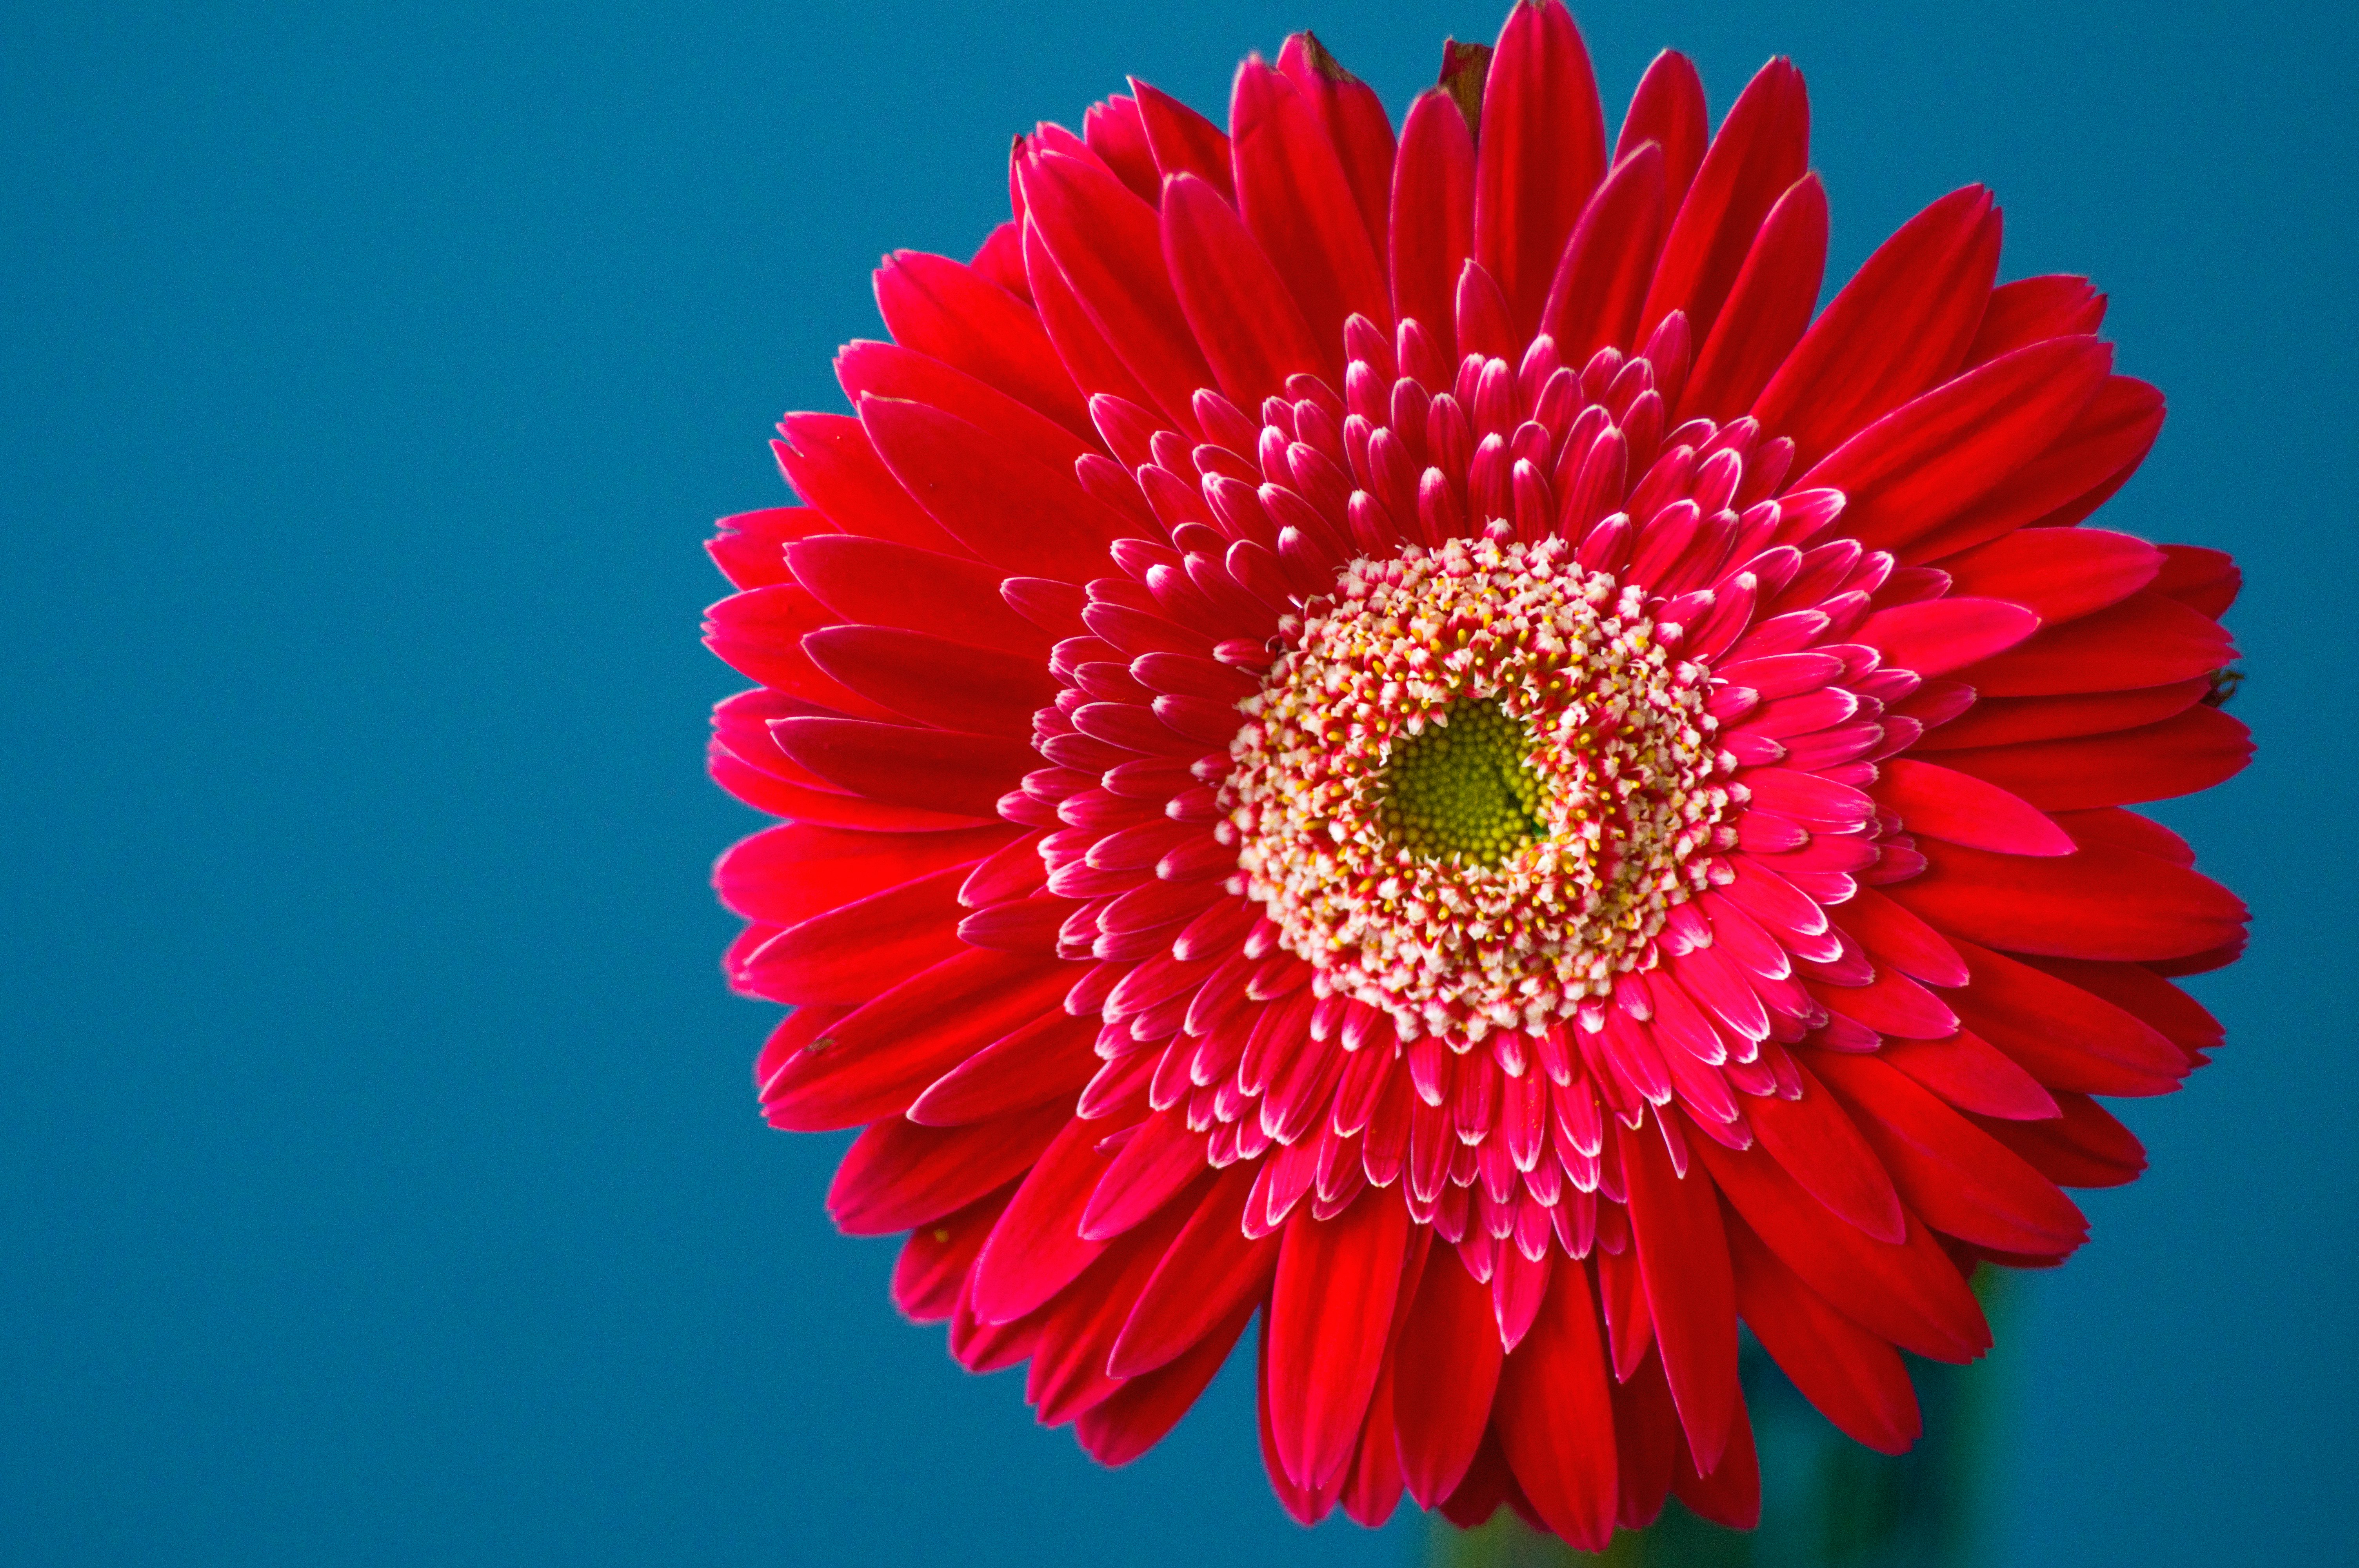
[1429,1272,2010,1568]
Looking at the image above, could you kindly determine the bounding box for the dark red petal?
[1890,834,2246,963]
[773,717,1035,819]
[1621,1118,1739,1474]
[1494,1257,1618,1551]
[1680,173,1828,423]
[2023,953,2222,1062]
[1879,1030,2060,1122]
[1871,757,2074,856]
[1727,1213,1921,1454]
[1230,60,1390,364]
[1160,171,1328,410]
[2154,544,2241,618]
[1802,337,2114,553]
[1640,57,1810,345]
[1610,1350,1683,1530]
[1971,1093,2146,1189]
[1393,1245,1505,1506]
[1957,589,2236,697]
[1474,0,1607,338]
[1832,886,1970,989]
[1937,526,2163,626]
[1670,1398,1760,1529]
[1389,90,1476,361]
[827,1100,1069,1235]
[1751,187,1999,468]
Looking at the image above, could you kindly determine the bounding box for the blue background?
[3,2,2350,1563]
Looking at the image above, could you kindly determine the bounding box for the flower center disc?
[1223,536,1734,1042]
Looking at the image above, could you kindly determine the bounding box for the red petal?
[827,1100,1069,1235]
[1728,1214,1921,1453]
[1474,0,1608,338]
[1275,33,1395,268]
[2025,953,2221,1060]
[1872,756,2074,856]
[1809,1051,2087,1255]
[772,412,967,555]
[1832,886,1969,989]
[714,821,1010,928]
[761,949,1075,1130]
[1020,151,1214,432]
[1689,1135,1990,1362]
[1267,1193,1414,1488]
[1936,526,2163,626]
[1392,1245,1505,1507]
[1641,58,1810,345]
[1971,1092,2146,1188]
[739,864,969,1005]
[1130,79,1234,200]
[906,1006,1099,1126]
[1746,1058,1906,1242]
[1075,1301,1252,1466]
[861,394,1126,583]
[872,249,1094,435]
[1932,703,2250,811]
[1670,1398,1759,1528]
[1879,1030,2060,1121]
[835,339,1093,479]
[1752,187,1999,468]
[1801,337,2114,553]
[1903,376,2165,564]
[707,505,827,590]
[1340,1349,1405,1527]
[2154,544,2241,618]
[1160,171,1327,410]
[892,1185,1014,1322]
[1230,60,1390,364]
[1610,1350,1683,1529]
[1947,936,2192,1095]
[1855,596,2040,677]
[1080,1109,1211,1240]
[787,535,1049,658]
[1109,1162,1281,1376]
[969,1114,1118,1323]
[1966,274,2106,364]
[1680,173,1827,423]
[803,625,1057,737]
[1621,1117,1740,1473]
[1914,678,2209,752]
[1615,51,1708,211]
[1494,1256,1619,1551]
[1538,143,1667,361]
[772,717,1035,819]
[1890,834,2246,962]
[1021,217,1161,415]
[1258,1315,1345,1524]
[1957,589,2236,697]
[1389,89,1478,360]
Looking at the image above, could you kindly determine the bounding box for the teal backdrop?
[2,2,2350,1563]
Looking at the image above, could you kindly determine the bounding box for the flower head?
[705,3,2249,1547]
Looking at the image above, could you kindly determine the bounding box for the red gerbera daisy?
[703,3,2250,1548]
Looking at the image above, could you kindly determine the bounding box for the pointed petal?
[1267,1192,1414,1488]
[1474,0,1608,337]
[1389,89,1478,362]
[1495,1256,1619,1551]
[1621,1118,1740,1473]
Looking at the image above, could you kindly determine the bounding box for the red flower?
[704,2,2249,1547]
